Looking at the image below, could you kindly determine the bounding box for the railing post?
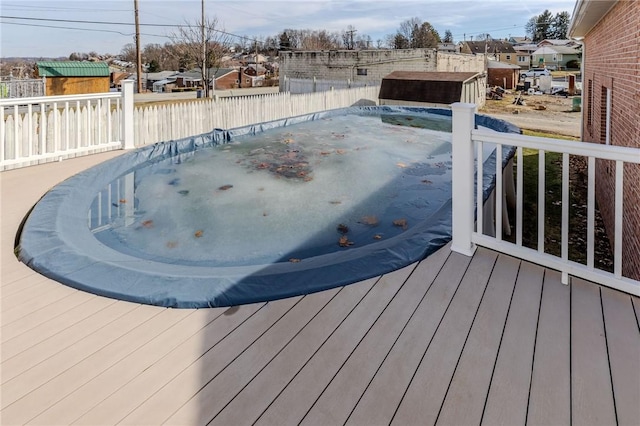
[451,102,477,256]
[121,80,135,149]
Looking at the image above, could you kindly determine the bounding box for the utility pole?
[202,0,208,97]
[346,29,357,50]
[134,0,142,93]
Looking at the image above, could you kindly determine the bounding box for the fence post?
[121,80,135,149]
[451,102,477,256]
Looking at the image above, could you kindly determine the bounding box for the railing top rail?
[0,91,122,107]
[472,128,640,164]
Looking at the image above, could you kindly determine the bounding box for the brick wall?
[279,49,484,85]
[581,1,640,279]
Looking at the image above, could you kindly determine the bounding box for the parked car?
[521,68,551,78]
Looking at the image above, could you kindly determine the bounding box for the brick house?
[459,40,518,66]
[569,0,640,279]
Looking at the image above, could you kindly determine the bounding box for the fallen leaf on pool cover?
[194,230,204,238]
[337,224,349,234]
[218,185,233,191]
[338,235,354,247]
[373,234,383,240]
[119,198,127,203]
[360,215,379,226]
[141,220,154,228]
[166,241,178,248]
[393,218,408,230]
[396,162,407,168]
[289,258,301,263]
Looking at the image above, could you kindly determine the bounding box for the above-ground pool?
[17,106,518,308]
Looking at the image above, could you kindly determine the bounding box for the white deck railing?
[0,81,134,170]
[451,103,640,296]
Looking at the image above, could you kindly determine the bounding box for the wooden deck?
[2,152,639,426]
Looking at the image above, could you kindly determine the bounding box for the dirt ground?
[480,92,582,138]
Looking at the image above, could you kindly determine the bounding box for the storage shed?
[36,61,110,96]
[487,60,521,89]
[379,71,485,108]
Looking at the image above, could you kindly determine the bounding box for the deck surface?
[2,152,639,425]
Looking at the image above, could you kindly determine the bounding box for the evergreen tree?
[551,11,570,39]
[525,9,553,42]
[443,29,453,43]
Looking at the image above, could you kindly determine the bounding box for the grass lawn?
[508,130,613,272]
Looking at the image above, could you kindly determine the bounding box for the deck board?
[1,292,105,343]
[1,295,116,357]
[1,152,639,426]
[73,303,262,425]
[481,261,545,425]
[118,296,304,426]
[164,286,344,425]
[211,276,378,426]
[571,278,617,425]
[436,254,521,425]
[345,250,471,426]
[299,257,443,425]
[527,270,571,425]
[253,267,411,426]
[600,286,640,426]
[2,306,190,425]
[390,248,498,426]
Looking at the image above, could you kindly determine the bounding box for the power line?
[1,3,131,12]
[1,15,262,43]
[0,21,168,38]
[0,15,184,27]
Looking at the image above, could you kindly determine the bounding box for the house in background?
[513,43,538,69]
[537,38,581,48]
[531,45,581,70]
[211,68,240,90]
[569,0,640,280]
[459,40,518,66]
[508,36,532,45]
[35,61,110,95]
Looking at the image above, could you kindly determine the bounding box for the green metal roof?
[36,61,110,77]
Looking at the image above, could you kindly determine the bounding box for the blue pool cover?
[17,106,518,308]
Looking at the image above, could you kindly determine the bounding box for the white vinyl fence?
[282,76,377,94]
[133,85,379,146]
[1,81,379,170]
[450,103,640,296]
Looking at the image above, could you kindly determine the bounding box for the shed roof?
[462,40,516,54]
[487,60,521,69]
[379,71,480,104]
[36,61,110,77]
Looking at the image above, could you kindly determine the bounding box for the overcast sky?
[1,0,577,58]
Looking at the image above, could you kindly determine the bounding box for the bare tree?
[119,43,137,63]
[169,16,231,96]
[398,17,422,43]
